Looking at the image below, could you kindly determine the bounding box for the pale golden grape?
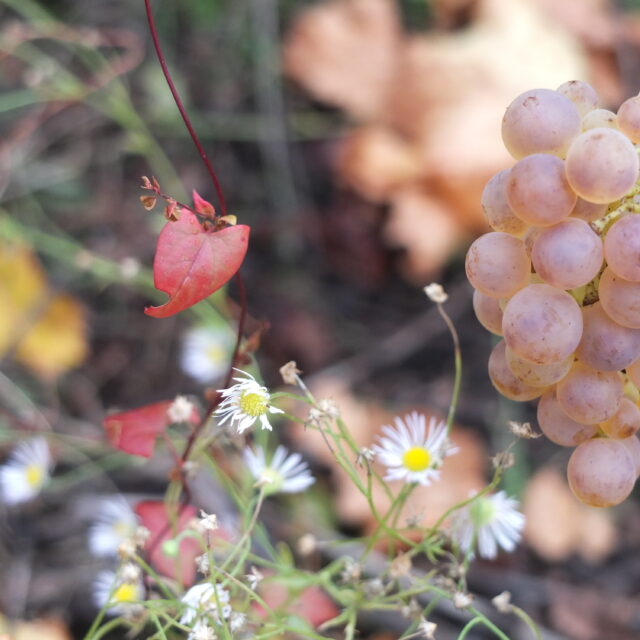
[570,197,607,222]
[567,438,636,507]
[481,170,527,236]
[576,301,640,371]
[506,154,576,227]
[598,268,640,329]
[565,128,639,204]
[581,109,617,131]
[465,232,530,299]
[616,96,640,143]
[531,218,603,289]
[506,347,572,387]
[600,397,640,439]
[620,435,640,475]
[627,357,640,388]
[502,89,580,159]
[472,290,503,335]
[556,362,623,424]
[557,80,599,118]
[537,388,597,446]
[488,340,546,401]
[502,284,583,364]
[604,214,640,282]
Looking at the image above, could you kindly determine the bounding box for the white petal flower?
[189,619,217,640]
[0,437,52,504]
[88,496,139,557]
[243,445,315,495]
[229,612,247,632]
[180,582,231,626]
[181,326,234,384]
[451,490,525,559]
[167,395,196,423]
[215,370,284,434]
[372,412,457,486]
[93,569,144,616]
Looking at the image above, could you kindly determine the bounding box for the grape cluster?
[467,81,640,508]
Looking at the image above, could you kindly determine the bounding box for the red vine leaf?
[135,501,201,586]
[145,207,250,318]
[103,400,199,458]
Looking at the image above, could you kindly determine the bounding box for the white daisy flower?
[181,326,234,384]
[93,569,144,616]
[190,620,217,640]
[215,370,284,434]
[180,582,232,627]
[0,437,52,504]
[451,490,525,559]
[88,496,139,557]
[244,445,315,495]
[372,412,457,485]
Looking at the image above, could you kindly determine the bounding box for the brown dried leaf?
[283,0,402,121]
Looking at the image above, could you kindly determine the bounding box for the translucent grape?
[620,435,640,475]
[571,197,607,223]
[465,232,530,298]
[581,109,617,131]
[604,214,640,282]
[502,284,583,364]
[616,96,640,143]
[537,388,597,446]
[557,80,599,118]
[598,267,640,329]
[576,301,640,371]
[600,397,640,439]
[556,362,623,424]
[506,154,576,226]
[567,438,636,507]
[627,357,640,388]
[523,226,542,257]
[501,88,580,159]
[531,218,603,289]
[488,340,546,401]
[506,346,572,387]
[480,170,527,236]
[565,128,639,204]
[472,290,503,335]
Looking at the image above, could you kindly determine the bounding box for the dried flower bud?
[508,420,541,439]
[492,590,513,613]
[418,618,437,639]
[297,533,317,556]
[389,552,412,579]
[424,282,448,304]
[140,195,157,210]
[280,361,302,385]
[453,591,473,609]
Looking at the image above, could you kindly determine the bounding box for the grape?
[600,397,640,439]
[598,267,640,329]
[557,80,599,118]
[604,214,640,282]
[506,154,576,226]
[472,290,503,335]
[531,218,603,289]
[556,362,623,424]
[537,388,597,446]
[480,170,527,236]
[506,346,572,387]
[501,88,580,159]
[620,434,640,475]
[502,284,583,364]
[465,232,530,298]
[567,438,636,507]
[571,197,608,222]
[488,340,546,401]
[581,109,617,131]
[627,357,640,388]
[616,95,640,143]
[576,301,640,371]
[565,128,639,204]
[523,226,542,257]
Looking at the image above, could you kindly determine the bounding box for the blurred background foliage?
[3,0,640,638]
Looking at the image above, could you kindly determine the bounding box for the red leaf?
[135,501,201,586]
[145,208,250,318]
[103,401,199,458]
[192,190,216,217]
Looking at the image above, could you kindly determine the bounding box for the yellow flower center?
[113,521,132,537]
[402,447,431,472]
[25,464,44,489]
[113,583,137,603]
[470,497,496,527]
[205,344,225,363]
[239,391,268,417]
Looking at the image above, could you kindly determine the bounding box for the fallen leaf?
[103,401,200,458]
[135,500,201,586]
[145,208,249,318]
[523,466,616,562]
